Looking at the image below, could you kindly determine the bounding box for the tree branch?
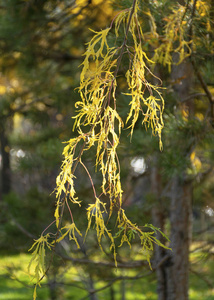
[58,252,148,269]
[180,93,206,103]
[79,255,170,300]
[10,217,36,239]
[191,60,214,108]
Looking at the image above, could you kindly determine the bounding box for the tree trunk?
[163,55,193,300]
[151,161,167,300]
[152,207,167,300]
[166,177,192,300]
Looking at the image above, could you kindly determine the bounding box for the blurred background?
[0,0,214,299]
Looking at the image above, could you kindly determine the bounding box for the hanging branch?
[28,1,168,298]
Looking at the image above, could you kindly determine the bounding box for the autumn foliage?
[28,0,199,297]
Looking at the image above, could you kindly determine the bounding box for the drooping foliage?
[27,0,214,298]
[28,1,170,296]
[55,0,166,250]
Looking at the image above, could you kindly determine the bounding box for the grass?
[0,250,213,300]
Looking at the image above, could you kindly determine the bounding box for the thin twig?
[66,198,74,223]
[180,93,206,103]
[80,160,97,198]
[41,220,56,236]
